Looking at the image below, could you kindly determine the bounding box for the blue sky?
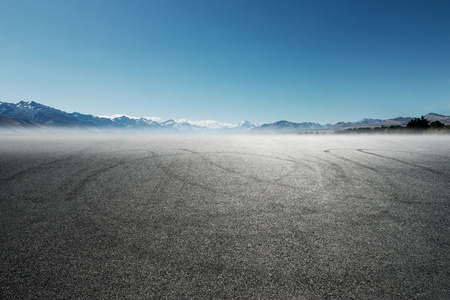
[1,0,449,124]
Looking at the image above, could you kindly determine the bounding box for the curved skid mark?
[173,148,351,192]
[323,148,405,203]
[323,148,354,154]
[283,154,315,172]
[323,149,378,172]
[356,148,450,159]
[264,148,354,187]
[178,149,299,163]
[149,149,265,202]
[1,140,122,182]
[3,153,83,182]
[152,156,221,196]
[148,149,188,199]
[64,149,221,202]
[308,154,350,179]
[177,149,311,189]
[65,154,156,201]
[356,149,450,179]
[147,149,322,203]
[154,150,317,175]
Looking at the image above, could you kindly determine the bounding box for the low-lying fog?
[1,134,449,298]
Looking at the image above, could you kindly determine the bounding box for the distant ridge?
[0,100,449,133]
[251,120,328,134]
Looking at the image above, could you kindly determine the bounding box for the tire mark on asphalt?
[150,149,226,197]
[150,150,318,175]
[140,150,336,215]
[61,147,393,212]
[266,153,317,184]
[359,148,450,159]
[284,154,315,172]
[180,149,299,163]
[264,148,352,189]
[324,148,378,172]
[323,149,403,203]
[62,150,193,204]
[2,153,83,182]
[306,154,351,189]
[64,155,156,201]
[178,149,308,190]
[175,148,353,196]
[148,148,183,200]
[147,149,321,204]
[1,140,120,182]
[324,148,392,174]
[356,149,450,179]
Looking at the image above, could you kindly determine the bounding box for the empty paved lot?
[1,135,449,299]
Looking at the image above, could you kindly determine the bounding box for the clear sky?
[1,0,449,124]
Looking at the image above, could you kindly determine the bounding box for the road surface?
[1,135,449,299]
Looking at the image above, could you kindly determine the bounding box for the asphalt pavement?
[1,135,449,299]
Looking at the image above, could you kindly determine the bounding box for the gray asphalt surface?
[1,135,449,299]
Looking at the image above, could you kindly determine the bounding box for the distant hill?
[424,113,450,124]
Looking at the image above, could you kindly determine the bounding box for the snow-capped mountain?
[0,101,258,132]
[97,114,256,131]
[100,115,162,128]
[1,100,448,133]
[160,119,192,130]
[159,119,257,131]
[0,101,81,126]
[236,120,257,129]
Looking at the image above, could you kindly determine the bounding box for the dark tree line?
[430,120,445,128]
[406,116,430,128]
[406,116,445,130]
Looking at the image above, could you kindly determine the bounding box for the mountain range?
[0,101,257,132]
[1,100,449,133]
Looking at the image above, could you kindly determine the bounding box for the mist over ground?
[1,134,449,298]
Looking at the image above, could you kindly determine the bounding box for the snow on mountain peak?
[236,120,257,128]
[184,120,234,129]
[99,114,140,120]
[143,116,163,123]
